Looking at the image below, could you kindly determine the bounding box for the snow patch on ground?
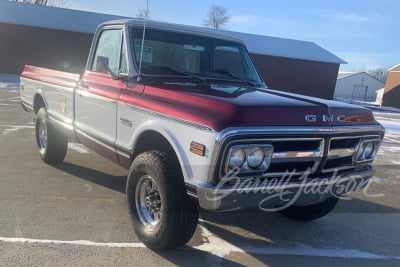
[379,121,400,135]
[0,74,20,90]
[1,125,35,136]
[374,112,400,137]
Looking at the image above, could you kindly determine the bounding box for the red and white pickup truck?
[20,19,384,250]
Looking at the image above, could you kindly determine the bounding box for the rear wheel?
[126,151,198,250]
[279,197,339,221]
[35,108,68,164]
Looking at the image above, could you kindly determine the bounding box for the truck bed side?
[20,65,80,135]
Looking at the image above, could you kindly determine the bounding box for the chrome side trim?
[75,127,115,152]
[115,143,131,158]
[75,127,132,159]
[118,101,215,132]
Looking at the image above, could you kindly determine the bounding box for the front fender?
[130,119,194,180]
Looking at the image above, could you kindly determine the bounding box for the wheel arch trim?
[33,90,48,114]
[125,120,194,180]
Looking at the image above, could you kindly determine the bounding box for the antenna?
[137,0,149,82]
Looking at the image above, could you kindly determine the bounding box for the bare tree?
[8,0,68,7]
[50,0,68,8]
[8,0,48,4]
[8,0,30,3]
[137,8,151,20]
[362,67,389,83]
[202,5,230,30]
[32,0,49,5]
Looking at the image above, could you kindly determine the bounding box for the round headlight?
[364,142,374,159]
[228,148,245,169]
[357,143,368,161]
[247,147,265,168]
[356,143,366,161]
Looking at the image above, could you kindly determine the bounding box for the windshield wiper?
[210,69,259,87]
[145,66,206,83]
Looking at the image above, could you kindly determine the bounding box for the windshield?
[130,27,264,85]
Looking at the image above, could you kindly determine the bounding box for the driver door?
[75,28,127,161]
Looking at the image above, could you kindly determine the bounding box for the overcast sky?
[67,0,399,71]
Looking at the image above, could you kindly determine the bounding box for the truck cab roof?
[100,19,245,44]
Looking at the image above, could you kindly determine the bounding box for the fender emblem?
[120,118,133,128]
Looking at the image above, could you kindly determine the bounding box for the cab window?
[91,29,127,75]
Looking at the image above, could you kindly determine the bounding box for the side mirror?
[96,56,109,73]
[95,56,119,80]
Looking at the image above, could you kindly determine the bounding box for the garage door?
[352,85,368,101]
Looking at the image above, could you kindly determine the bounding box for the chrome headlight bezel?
[247,147,266,168]
[355,139,381,163]
[228,147,246,169]
[225,144,274,174]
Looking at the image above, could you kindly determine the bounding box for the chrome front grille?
[218,134,382,182]
[322,135,381,173]
[266,138,323,177]
[220,138,324,179]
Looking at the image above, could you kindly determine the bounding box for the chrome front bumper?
[196,168,375,211]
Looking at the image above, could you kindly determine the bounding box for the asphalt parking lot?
[0,88,399,266]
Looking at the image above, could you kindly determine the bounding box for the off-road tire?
[35,107,68,164]
[126,151,199,250]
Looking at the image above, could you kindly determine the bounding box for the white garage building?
[334,72,385,106]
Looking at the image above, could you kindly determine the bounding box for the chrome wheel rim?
[38,120,48,150]
[135,175,162,228]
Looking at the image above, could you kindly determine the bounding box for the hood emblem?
[305,115,317,123]
[305,114,346,123]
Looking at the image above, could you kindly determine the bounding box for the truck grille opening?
[272,140,321,152]
[329,138,359,150]
[217,134,382,185]
[321,135,380,173]
[220,138,323,181]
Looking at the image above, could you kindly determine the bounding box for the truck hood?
[141,82,379,131]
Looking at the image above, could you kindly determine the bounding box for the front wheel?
[126,151,198,250]
[35,108,68,164]
[279,197,339,221]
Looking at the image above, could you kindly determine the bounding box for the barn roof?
[389,64,400,72]
[220,30,346,64]
[337,72,385,86]
[0,1,346,64]
[337,72,359,79]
